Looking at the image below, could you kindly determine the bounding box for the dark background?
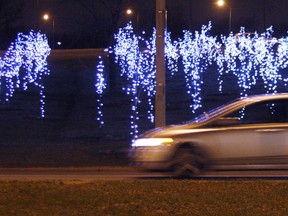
[1,0,288,49]
[0,0,288,167]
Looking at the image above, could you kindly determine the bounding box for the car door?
[204,99,288,168]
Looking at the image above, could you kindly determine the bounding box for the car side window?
[225,99,288,124]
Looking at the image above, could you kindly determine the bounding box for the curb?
[0,166,143,172]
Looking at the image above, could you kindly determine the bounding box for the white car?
[130,93,288,177]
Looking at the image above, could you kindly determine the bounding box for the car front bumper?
[129,146,173,170]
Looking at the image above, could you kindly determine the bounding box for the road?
[2,167,288,181]
[0,167,165,181]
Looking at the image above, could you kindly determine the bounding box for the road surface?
[2,167,288,180]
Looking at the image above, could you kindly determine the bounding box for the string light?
[1,30,50,117]
[113,23,288,140]
[178,22,217,112]
[114,24,154,140]
[95,56,106,126]
[216,26,286,97]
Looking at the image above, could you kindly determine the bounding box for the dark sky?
[20,0,288,29]
[15,0,288,48]
[167,0,288,35]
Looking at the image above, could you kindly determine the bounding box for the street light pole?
[126,8,139,31]
[155,0,167,128]
[52,18,55,49]
[229,6,231,32]
[42,13,55,49]
[263,0,266,31]
[216,0,232,32]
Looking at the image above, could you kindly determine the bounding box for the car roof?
[241,93,288,102]
[187,93,288,125]
[142,93,288,138]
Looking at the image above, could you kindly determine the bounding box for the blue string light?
[114,23,161,140]
[0,30,50,117]
[216,26,287,97]
[112,23,288,139]
[178,22,217,112]
[95,56,106,126]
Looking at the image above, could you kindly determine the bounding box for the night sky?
[8,0,288,48]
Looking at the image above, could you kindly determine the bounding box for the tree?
[63,0,137,91]
[65,0,135,47]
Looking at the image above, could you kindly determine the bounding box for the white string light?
[178,22,218,112]
[95,56,106,126]
[216,26,287,97]
[0,30,50,117]
[112,23,288,139]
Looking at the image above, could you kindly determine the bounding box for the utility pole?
[263,0,266,31]
[155,0,167,128]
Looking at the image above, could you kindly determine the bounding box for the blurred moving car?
[130,93,288,177]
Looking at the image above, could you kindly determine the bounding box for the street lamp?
[43,13,49,21]
[125,8,139,29]
[126,9,133,15]
[42,13,55,49]
[216,0,225,7]
[216,0,232,32]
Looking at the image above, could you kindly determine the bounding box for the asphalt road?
[2,167,288,181]
[0,167,164,181]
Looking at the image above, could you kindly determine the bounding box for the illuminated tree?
[113,22,288,139]
[0,30,50,117]
[114,23,152,139]
[178,22,218,112]
[216,27,288,97]
[113,23,180,139]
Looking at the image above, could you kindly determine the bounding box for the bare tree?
[65,0,135,47]
[62,0,136,91]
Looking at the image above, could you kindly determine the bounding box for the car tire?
[171,149,203,178]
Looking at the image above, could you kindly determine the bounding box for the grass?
[0,180,288,215]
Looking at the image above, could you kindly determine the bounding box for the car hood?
[140,123,203,138]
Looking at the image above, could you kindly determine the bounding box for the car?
[130,93,288,177]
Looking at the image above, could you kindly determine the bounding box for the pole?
[52,18,55,49]
[229,6,232,32]
[263,0,266,31]
[155,0,166,128]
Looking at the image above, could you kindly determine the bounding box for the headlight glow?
[132,138,173,147]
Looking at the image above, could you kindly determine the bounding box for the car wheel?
[171,149,203,178]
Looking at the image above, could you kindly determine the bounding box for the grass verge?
[0,180,288,215]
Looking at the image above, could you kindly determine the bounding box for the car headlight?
[132,138,174,147]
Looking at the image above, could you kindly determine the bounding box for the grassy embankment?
[0,180,288,215]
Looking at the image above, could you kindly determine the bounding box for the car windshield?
[186,99,250,124]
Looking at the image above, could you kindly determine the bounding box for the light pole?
[42,13,55,49]
[126,8,139,31]
[155,0,167,127]
[216,0,232,32]
[263,0,266,31]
